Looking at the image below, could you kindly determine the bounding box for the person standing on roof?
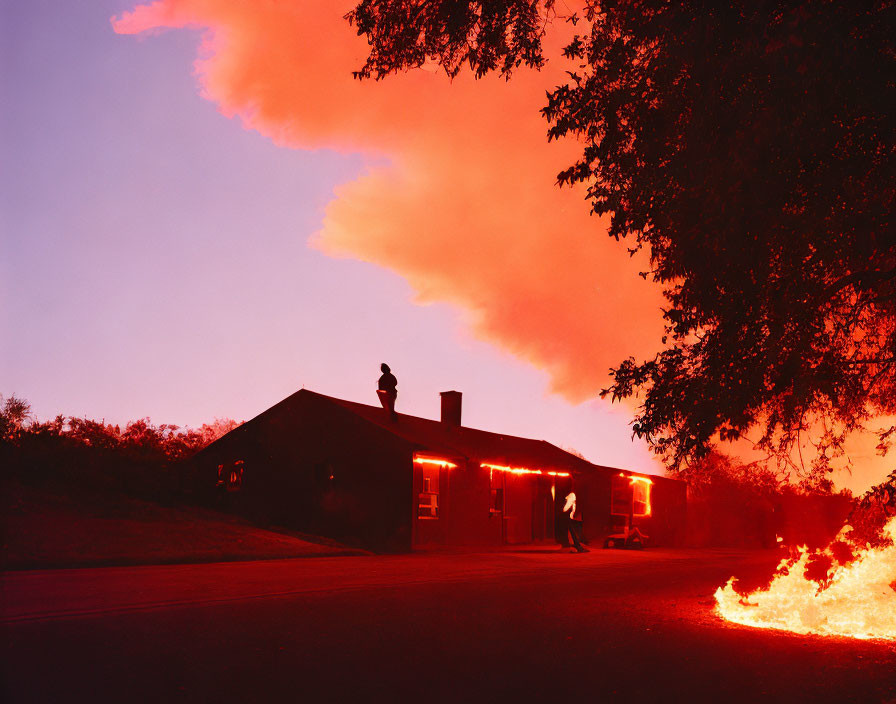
[377,363,398,420]
[563,490,589,553]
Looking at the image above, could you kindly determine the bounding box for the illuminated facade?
[192,389,686,552]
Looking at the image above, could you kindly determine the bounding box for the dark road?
[2,548,894,703]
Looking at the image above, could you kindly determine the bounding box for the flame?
[480,462,570,477]
[413,455,457,469]
[715,516,896,641]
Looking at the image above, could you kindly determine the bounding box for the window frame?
[416,463,441,520]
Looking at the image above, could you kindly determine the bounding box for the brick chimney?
[440,391,462,427]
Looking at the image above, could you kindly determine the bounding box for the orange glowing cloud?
[113,1,665,401]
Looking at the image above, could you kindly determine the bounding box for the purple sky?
[0,0,664,473]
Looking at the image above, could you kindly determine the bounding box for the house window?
[611,474,652,517]
[489,469,503,515]
[632,480,649,516]
[490,488,504,514]
[418,465,439,519]
[611,474,631,516]
[217,460,244,492]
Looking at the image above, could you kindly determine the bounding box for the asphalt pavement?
[2,547,894,703]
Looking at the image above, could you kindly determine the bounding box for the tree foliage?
[681,451,853,548]
[0,394,32,440]
[348,1,896,480]
[347,0,555,79]
[849,468,896,546]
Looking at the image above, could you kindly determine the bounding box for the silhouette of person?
[563,491,589,553]
[377,363,398,420]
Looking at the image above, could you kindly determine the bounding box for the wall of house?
[574,472,610,546]
[191,393,415,552]
[413,464,564,547]
[413,460,502,547]
[647,475,688,546]
[573,470,686,548]
[413,465,687,549]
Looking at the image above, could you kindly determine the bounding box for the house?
[191,389,687,552]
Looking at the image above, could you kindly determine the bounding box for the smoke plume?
[113,1,664,401]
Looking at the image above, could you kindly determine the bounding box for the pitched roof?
[304,390,607,476]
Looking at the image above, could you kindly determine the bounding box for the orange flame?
[480,462,570,477]
[715,516,896,641]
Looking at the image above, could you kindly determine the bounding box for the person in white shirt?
[563,491,589,553]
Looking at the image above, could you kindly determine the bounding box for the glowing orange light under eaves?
[413,456,457,469]
[480,462,570,477]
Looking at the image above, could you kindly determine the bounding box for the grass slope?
[1,480,366,570]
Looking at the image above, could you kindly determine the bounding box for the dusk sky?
[1,1,888,490]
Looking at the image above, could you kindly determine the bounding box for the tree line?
[0,394,239,502]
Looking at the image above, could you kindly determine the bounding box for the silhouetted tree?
[348,1,895,481]
[0,394,32,440]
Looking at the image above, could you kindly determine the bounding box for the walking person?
[377,363,398,420]
[563,490,589,553]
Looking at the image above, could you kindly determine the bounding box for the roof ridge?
[302,389,603,467]
[325,392,567,446]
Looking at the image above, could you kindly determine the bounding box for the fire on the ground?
[715,516,896,641]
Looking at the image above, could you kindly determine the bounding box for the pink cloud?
[113,1,665,401]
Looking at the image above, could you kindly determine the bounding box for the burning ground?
[716,516,896,642]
